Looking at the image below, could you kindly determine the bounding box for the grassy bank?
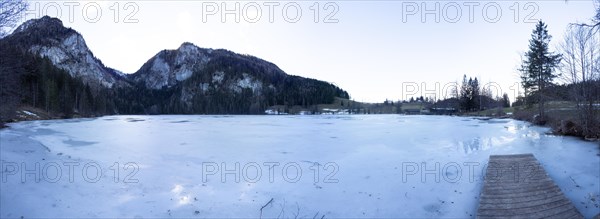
[512,101,599,141]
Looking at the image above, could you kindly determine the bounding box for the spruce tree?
[520,20,562,122]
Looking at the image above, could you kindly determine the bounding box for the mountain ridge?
[0,16,349,119]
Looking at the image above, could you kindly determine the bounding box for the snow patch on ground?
[22,111,38,117]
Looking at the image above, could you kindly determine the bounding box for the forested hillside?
[0,16,349,123]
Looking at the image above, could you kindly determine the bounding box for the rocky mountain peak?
[131,42,214,89]
[14,16,65,34]
[178,42,199,51]
[7,16,122,88]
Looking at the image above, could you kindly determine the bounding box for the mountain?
[4,16,125,88]
[130,42,215,89]
[0,16,349,120]
[126,42,349,114]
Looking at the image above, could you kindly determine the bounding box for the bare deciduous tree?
[592,0,600,29]
[0,0,28,124]
[560,26,598,84]
[559,24,600,137]
[0,0,28,37]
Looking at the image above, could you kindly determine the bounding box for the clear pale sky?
[20,0,597,102]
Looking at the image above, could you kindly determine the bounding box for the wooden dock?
[477,154,583,219]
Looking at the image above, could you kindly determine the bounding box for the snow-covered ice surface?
[1,115,599,218]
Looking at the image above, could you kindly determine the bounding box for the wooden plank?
[481,182,558,195]
[478,194,568,210]
[481,187,560,199]
[477,154,583,219]
[478,198,573,216]
[479,192,563,205]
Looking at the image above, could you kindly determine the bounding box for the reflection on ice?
[459,136,518,154]
[63,139,98,147]
[171,184,191,205]
[461,137,482,154]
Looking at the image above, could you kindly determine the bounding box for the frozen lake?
[1,115,599,218]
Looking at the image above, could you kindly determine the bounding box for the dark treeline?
[0,42,114,122]
[426,74,509,113]
[512,81,600,107]
[458,75,481,111]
